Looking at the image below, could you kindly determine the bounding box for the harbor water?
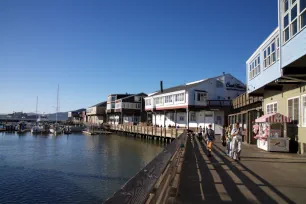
[0,132,164,203]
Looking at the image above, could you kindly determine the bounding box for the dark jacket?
[205,128,215,141]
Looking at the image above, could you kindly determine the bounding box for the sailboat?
[50,85,63,135]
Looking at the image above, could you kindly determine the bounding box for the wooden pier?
[108,124,186,142]
[104,132,188,204]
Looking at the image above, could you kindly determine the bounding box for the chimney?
[160,81,163,93]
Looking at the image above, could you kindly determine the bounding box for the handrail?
[103,132,187,204]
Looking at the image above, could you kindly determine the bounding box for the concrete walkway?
[176,135,306,204]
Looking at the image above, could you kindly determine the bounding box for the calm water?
[0,132,164,203]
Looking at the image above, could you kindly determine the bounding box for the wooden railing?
[103,132,187,204]
[109,124,186,138]
[207,100,232,107]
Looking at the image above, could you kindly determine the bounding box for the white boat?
[50,125,63,135]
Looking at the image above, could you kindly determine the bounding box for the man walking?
[205,124,215,157]
[231,123,242,161]
[198,126,203,141]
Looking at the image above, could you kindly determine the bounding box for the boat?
[50,85,62,135]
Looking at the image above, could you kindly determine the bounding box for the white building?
[144,74,245,135]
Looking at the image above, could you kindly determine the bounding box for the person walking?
[226,125,232,156]
[231,123,242,161]
[198,126,203,141]
[205,124,215,157]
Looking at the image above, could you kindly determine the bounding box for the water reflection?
[0,132,164,203]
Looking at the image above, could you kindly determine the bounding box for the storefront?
[253,113,291,152]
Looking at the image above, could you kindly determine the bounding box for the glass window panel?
[258,56,260,63]
[294,98,299,123]
[272,53,276,62]
[271,42,275,51]
[292,0,296,4]
[284,0,289,12]
[274,103,277,113]
[291,5,297,20]
[284,14,289,27]
[303,96,306,126]
[301,11,306,29]
[276,38,279,47]
[264,50,267,58]
[288,99,293,119]
[284,28,290,42]
[268,47,271,55]
[301,0,306,12]
[292,19,298,35]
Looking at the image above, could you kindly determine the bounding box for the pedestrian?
[226,125,232,156]
[231,122,242,161]
[198,126,203,141]
[204,124,215,157]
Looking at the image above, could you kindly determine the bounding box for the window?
[154,97,163,105]
[134,96,141,102]
[190,112,196,121]
[136,103,141,109]
[249,54,260,80]
[302,95,306,126]
[302,0,306,29]
[266,102,277,114]
[145,99,151,106]
[288,97,300,124]
[165,95,173,103]
[263,37,279,69]
[196,92,207,102]
[174,93,185,102]
[111,103,115,109]
[179,116,184,121]
[283,0,306,43]
[169,113,174,121]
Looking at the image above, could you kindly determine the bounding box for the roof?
[90,101,107,108]
[117,92,148,101]
[148,79,209,97]
[70,108,86,113]
[255,113,291,123]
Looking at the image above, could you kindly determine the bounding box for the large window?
[196,92,207,102]
[288,97,300,124]
[165,95,173,103]
[266,102,278,114]
[190,112,196,121]
[249,55,260,79]
[145,99,151,106]
[302,95,306,126]
[154,97,163,105]
[302,0,306,29]
[174,93,185,102]
[283,0,306,43]
[263,37,279,69]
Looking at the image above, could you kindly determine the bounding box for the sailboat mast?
[36,96,38,118]
[56,84,59,123]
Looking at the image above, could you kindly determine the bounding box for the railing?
[103,132,187,204]
[207,100,232,107]
[109,124,185,138]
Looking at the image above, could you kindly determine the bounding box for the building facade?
[68,109,86,124]
[106,93,147,124]
[144,74,245,135]
[246,0,306,153]
[86,101,107,125]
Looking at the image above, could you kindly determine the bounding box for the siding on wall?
[263,84,306,154]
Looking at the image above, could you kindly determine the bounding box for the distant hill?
[26,112,68,121]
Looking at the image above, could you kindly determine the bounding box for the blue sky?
[0,0,278,113]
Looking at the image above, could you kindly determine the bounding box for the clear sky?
[0,0,278,114]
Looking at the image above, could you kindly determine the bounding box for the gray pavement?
[176,135,306,204]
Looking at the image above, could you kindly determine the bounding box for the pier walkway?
[176,135,306,204]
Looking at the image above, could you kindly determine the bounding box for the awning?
[255,113,291,123]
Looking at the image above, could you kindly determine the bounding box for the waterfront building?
[246,0,306,153]
[106,93,147,124]
[68,109,86,124]
[86,101,107,125]
[228,93,263,144]
[144,74,245,135]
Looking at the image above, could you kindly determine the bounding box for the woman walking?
[231,123,242,161]
[225,125,232,157]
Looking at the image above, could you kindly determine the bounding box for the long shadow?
[193,137,251,203]
[239,160,306,164]
[176,135,206,203]
[212,143,295,204]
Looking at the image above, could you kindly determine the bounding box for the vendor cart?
[253,113,291,152]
